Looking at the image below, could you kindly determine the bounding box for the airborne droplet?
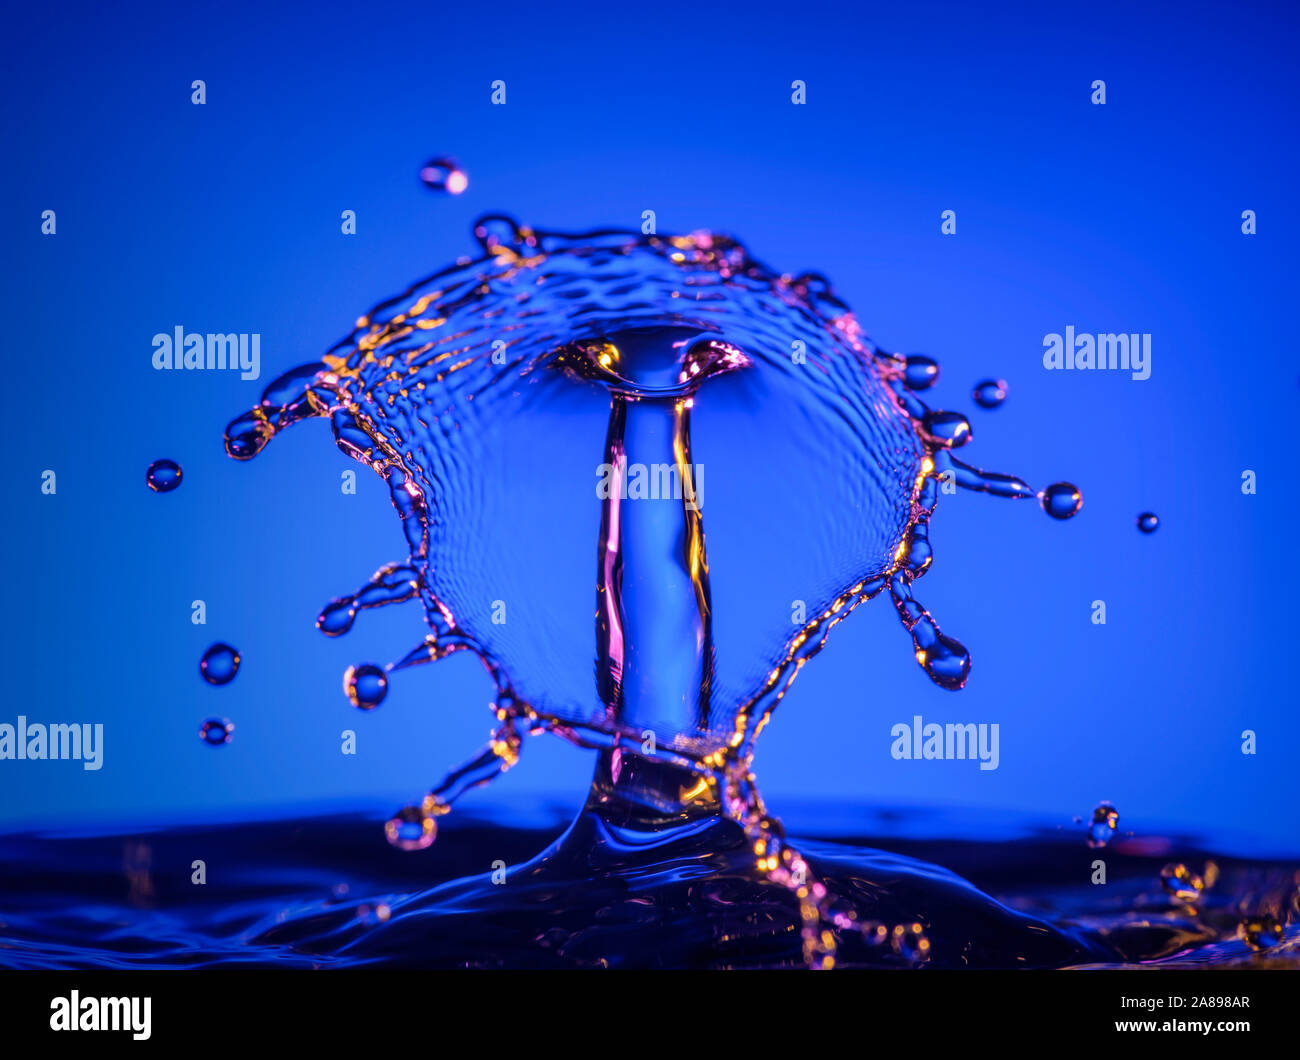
[902,355,939,390]
[1137,512,1159,533]
[1236,915,1284,950]
[1087,801,1118,848]
[199,717,234,746]
[972,379,1008,409]
[1040,482,1083,520]
[345,663,389,710]
[1159,862,1204,904]
[146,458,183,493]
[200,643,241,685]
[384,805,436,850]
[891,922,931,964]
[419,158,468,195]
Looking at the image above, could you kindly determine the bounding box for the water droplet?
[385,805,436,850]
[146,458,182,493]
[859,920,889,946]
[1040,482,1083,520]
[920,410,973,448]
[419,158,468,195]
[916,632,971,690]
[972,379,1008,409]
[1236,915,1283,950]
[1087,801,1118,847]
[200,643,241,685]
[472,213,533,252]
[902,355,939,390]
[199,717,234,746]
[345,663,389,710]
[1160,862,1204,904]
[1137,511,1159,533]
[891,922,931,964]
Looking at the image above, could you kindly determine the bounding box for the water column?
[556,327,751,824]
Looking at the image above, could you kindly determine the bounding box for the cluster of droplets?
[197,643,239,746]
[1155,861,1290,953]
[145,458,244,745]
[822,901,931,966]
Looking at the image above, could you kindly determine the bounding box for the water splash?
[224,215,1089,967]
[1087,801,1119,848]
[6,808,1295,969]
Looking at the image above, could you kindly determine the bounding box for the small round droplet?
[419,158,468,195]
[1236,915,1283,951]
[1040,482,1083,520]
[1160,862,1204,904]
[345,663,389,710]
[1137,511,1159,534]
[1087,801,1118,847]
[200,643,241,685]
[972,379,1008,409]
[199,717,234,746]
[385,805,436,850]
[902,355,940,391]
[146,459,183,493]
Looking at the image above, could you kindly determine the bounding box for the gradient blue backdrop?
[2,0,1296,853]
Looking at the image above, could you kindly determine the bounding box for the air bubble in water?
[146,459,182,493]
[1087,801,1118,847]
[1040,482,1083,520]
[199,643,240,685]
[1160,862,1204,904]
[1137,512,1159,533]
[419,158,468,195]
[345,663,389,710]
[972,379,1008,409]
[199,718,234,746]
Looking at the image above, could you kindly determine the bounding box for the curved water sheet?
[225,218,1082,966]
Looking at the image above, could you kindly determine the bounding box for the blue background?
[1,0,1296,853]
